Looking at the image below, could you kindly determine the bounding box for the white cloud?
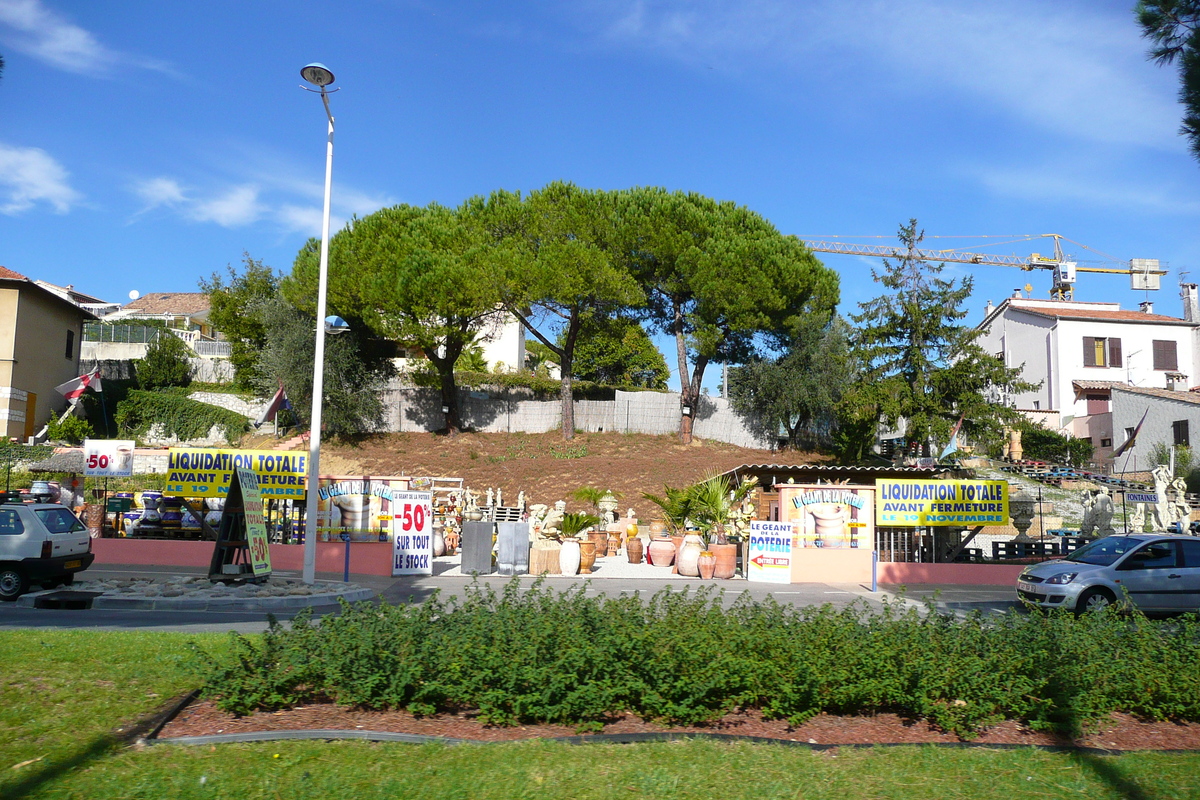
[0,142,81,214]
[972,164,1200,216]
[0,0,114,73]
[582,0,1183,151]
[0,0,175,76]
[132,176,187,209]
[276,204,325,235]
[189,185,264,227]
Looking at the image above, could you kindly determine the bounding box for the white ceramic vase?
[559,537,581,575]
[676,533,705,577]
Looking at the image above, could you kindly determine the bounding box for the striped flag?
[1112,409,1148,458]
[255,383,292,427]
[54,368,103,401]
[938,414,965,461]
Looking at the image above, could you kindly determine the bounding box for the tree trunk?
[673,304,694,444]
[558,314,581,441]
[428,352,461,434]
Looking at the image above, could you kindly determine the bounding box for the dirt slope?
[284,431,823,516]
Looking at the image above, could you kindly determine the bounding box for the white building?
[976,290,1200,464]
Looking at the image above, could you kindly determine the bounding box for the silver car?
[1017,534,1200,615]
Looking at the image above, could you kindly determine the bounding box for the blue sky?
[2,0,1198,393]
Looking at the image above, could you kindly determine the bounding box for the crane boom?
[802,234,1167,300]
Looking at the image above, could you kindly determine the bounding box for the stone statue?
[465,489,479,513]
[1092,487,1116,538]
[496,488,503,508]
[517,491,526,511]
[527,503,548,535]
[540,500,567,537]
[1079,490,1096,538]
[485,487,494,507]
[1150,465,1172,530]
[1128,500,1145,533]
[1169,477,1191,528]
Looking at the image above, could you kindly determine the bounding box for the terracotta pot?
[697,552,716,580]
[432,531,447,558]
[670,535,684,572]
[649,520,667,537]
[559,537,581,575]
[579,540,597,574]
[607,535,620,557]
[647,537,675,566]
[589,530,608,558]
[711,543,737,579]
[676,534,705,577]
[626,536,644,564]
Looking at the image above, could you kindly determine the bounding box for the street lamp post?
[300,62,336,585]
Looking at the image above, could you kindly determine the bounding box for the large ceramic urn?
[559,537,581,575]
[676,533,705,577]
[647,536,674,566]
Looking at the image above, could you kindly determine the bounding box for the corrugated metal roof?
[27,450,86,473]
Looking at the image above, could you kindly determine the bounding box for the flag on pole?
[255,384,292,428]
[939,414,965,461]
[54,368,103,401]
[1112,409,1148,458]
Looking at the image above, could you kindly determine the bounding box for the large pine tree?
[848,220,1035,459]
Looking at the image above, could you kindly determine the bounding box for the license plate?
[1018,581,1036,593]
[64,560,81,570]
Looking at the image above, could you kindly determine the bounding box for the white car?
[1017,534,1200,615]
[0,502,94,600]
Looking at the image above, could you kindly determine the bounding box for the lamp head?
[301,63,335,88]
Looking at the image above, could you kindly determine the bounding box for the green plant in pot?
[641,485,693,536]
[687,474,757,547]
[558,512,601,539]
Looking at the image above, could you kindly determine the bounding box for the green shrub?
[190,581,1200,738]
[114,389,247,444]
[134,332,193,390]
[46,414,93,444]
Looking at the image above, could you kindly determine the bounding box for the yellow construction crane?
[801,233,1167,300]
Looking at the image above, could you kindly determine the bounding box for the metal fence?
[83,323,164,344]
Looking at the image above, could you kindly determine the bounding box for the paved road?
[0,563,1021,632]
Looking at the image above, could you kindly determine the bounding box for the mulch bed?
[159,699,1200,751]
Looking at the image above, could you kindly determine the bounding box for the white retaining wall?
[382,388,773,448]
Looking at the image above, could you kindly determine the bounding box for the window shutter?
[1083,337,1096,367]
[1108,338,1122,369]
[1153,340,1178,371]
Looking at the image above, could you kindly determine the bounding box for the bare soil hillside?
[270,431,824,516]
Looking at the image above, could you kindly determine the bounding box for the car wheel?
[0,566,29,601]
[1075,587,1115,616]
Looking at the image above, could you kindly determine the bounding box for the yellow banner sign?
[875,479,1009,527]
[165,449,308,498]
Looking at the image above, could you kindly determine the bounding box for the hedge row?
[189,582,1200,737]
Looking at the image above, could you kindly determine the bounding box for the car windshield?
[1066,536,1142,566]
[34,507,86,534]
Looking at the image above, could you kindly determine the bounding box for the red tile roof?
[0,266,31,281]
[121,292,210,315]
[1016,306,1191,325]
[1113,385,1200,405]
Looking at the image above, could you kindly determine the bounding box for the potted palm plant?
[556,511,601,575]
[688,474,758,579]
[642,486,693,568]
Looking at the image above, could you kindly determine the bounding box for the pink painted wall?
[878,562,1024,585]
[90,539,395,576]
[790,548,874,583]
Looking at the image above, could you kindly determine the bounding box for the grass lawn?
[4,630,1200,800]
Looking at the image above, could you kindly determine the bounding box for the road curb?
[16,585,376,611]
